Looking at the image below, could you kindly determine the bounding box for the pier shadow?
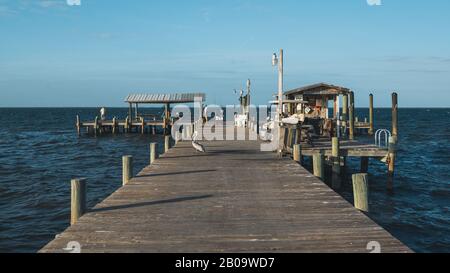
[137,169,217,178]
[90,194,213,213]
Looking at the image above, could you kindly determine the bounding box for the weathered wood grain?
[40,137,411,253]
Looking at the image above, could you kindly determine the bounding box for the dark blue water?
[0,108,449,253]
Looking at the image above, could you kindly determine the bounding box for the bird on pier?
[191,131,206,153]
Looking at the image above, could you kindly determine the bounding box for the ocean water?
[0,108,449,253]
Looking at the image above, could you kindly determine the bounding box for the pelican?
[191,131,206,153]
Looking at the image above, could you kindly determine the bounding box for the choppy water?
[0,108,448,253]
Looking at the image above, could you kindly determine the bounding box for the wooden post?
[349,92,355,140]
[352,173,369,212]
[387,136,396,191]
[361,157,369,173]
[277,49,284,158]
[141,117,145,134]
[94,116,99,137]
[76,115,81,136]
[392,92,398,143]
[128,103,133,123]
[124,116,129,133]
[342,95,348,121]
[112,117,117,134]
[122,155,133,186]
[165,135,170,153]
[313,151,325,180]
[332,137,341,189]
[71,178,86,225]
[369,94,374,135]
[150,143,158,164]
[293,144,302,165]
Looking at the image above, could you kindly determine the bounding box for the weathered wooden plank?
[40,137,410,253]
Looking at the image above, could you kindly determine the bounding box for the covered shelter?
[125,92,206,120]
[281,83,355,138]
[124,92,206,134]
[284,83,351,119]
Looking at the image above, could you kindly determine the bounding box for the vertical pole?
[165,135,170,153]
[392,92,398,143]
[277,49,284,158]
[94,116,98,137]
[71,178,86,225]
[135,103,139,120]
[336,95,341,138]
[352,173,369,212]
[293,144,302,165]
[333,96,337,119]
[112,117,117,134]
[122,155,133,186]
[342,94,348,133]
[76,115,81,136]
[349,91,355,140]
[387,136,396,191]
[313,151,325,180]
[150,143,158,164]
[332,137,341,189]
[369,94,374,135]
[128,103,133,123]
[361,157,369,173]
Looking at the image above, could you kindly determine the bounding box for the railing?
[375,129,391,148]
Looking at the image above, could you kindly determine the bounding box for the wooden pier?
[40,129,410,253]
[76,92,205,136]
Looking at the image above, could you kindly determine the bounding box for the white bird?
[191,131,206,153]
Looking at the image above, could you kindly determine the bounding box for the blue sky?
[0,0,449,107]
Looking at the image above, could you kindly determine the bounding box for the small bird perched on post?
[191,131,206,153]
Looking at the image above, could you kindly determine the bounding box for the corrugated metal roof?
[125,93,206,103]
[284,83,350,96]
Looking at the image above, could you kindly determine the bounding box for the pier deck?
[40,139,410,253]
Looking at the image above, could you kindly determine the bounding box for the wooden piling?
[387,136,396,191]
[125,116,130,133]
[71,178,86,225]
[361,157,369,173]
[112,117,117,134]
[165,135,170,153]
[352,173,369,212]
[293,144,302,165]
[349,92,355,140]
[150,143,158,165]
[122,155,133,186]
[313,151,325,180]
[369,94,374,135]
[141,117,145,134]
[332,137,341,189]
[392,92,398,143]
[94,116,99,137]
[76,115,81,136]
[342,94,348,134]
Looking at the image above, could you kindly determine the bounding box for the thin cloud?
[0,5,16,16]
